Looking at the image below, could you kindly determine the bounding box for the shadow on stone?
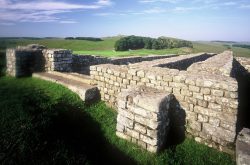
[232,59,250,134]
[165,97,186,148]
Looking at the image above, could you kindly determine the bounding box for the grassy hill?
[0,37,250,57]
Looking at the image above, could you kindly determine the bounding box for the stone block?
[208,103,222,111]
[201,88,211,95]
[140,134,158,146]
[198,100,208,108]
[116,131,131,141]
[134,123,147,134]
[189,85,200,92]
[209,117,220,127]
[117,114,134,129]
[126,128,140,139]
[188,121,202,131]
[118,108,134,120]
[203,123,235,142]
[193,92,204,100]
[211,89,224,97]
[137,70,145,77]
[198,114,209,122]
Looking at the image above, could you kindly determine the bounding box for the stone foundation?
[90,51,238,153]
[6,45,72,77]
[116,86,173,153]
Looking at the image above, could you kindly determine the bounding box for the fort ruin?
[5,44,250,163]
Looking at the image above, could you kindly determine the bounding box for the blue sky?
[0,0,250,41]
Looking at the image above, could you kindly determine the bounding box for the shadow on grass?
[0,79,137,165]
[49,104,138,165]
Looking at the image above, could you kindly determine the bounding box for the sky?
[0,0,250,41]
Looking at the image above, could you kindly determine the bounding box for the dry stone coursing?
[116,86,173,153]
[42,49,72,72]
[90,51,238,153]
[6,45,72,77]
[72,54,176,74]
[187,50,233,76]
[236,57,250,73]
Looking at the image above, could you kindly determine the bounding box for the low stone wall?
[90,51,238,153]
[43,49,72,72]
[6,45,72,77]
[72,54,176,74]
[6,47,44,77]
[187,51,233,77]
[116,86,173,153]
[235,57,250,73]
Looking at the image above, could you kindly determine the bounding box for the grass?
[0,73,235,164]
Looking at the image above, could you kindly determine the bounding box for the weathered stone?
[211,89,224,97]
[116,131,131,141]
[203,123,235,142]
[134,123,147,134]
[208,103,222,111]
[198,100,208,107]
[193,92,204,100]
[188,121,202,131]
[140,134,157,146]
[201,88,211,95]
[189,85,200,92]
[117,114,134,129]
[236,128,250,165]
[198,114,209,122]
[209,117,220,127]
[147,144,158,153]
[126,128,140,139]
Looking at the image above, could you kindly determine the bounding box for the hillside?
[0,37,250,57]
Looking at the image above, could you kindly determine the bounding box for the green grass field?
[1,37,249,57]
[0,75,235,165]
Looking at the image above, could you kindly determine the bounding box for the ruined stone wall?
[72,54,176,74]
[43,49,72,72]
[6,46,72,77]
[116,86,173,153]
[90,52,238,153]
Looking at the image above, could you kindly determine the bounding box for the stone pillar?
[116,86,173,153]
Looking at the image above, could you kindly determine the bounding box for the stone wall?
[6,45,72,77]
[90,51,238,153]
[116,86,173,153]
[43,49,72,72]
[236,128,250,165]
[6,47,44,77]
[72,54,177,74]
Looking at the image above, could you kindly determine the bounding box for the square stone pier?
[116,86,173,153]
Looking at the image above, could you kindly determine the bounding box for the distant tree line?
[232,44,250,49]
[114,36,193,51]
[65,37,103,41]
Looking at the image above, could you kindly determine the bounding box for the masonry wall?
[6,46,72,77]
[90,52,238,153]
[72,54,177,74]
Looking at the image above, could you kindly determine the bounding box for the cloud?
[143,7,166,13]
[0,0,113,24]
[223,2,237,6]
[59,20,78,24]
[139,0,180,3]
[96,0,113,6]
[240,4,250,9]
